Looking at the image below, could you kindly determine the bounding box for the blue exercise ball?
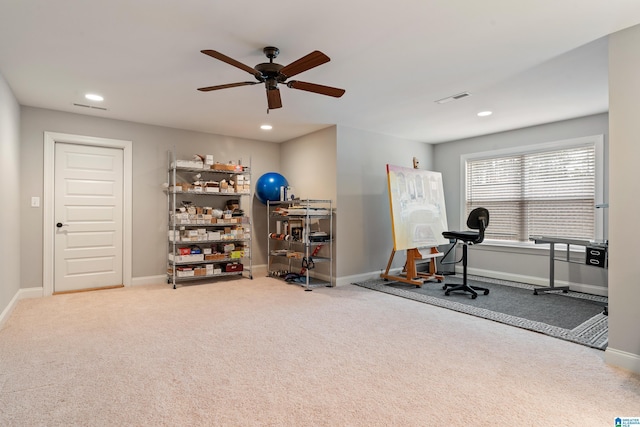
[255,172,288,204]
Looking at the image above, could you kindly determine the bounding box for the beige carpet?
[1,276,638,426]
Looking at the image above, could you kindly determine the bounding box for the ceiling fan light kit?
[198,46,345,110]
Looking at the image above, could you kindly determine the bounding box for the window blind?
[466,145,596,242]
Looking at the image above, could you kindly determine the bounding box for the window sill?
[471,239,586,256]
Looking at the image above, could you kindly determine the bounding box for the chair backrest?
[466,207,489,244]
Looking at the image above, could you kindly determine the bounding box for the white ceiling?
[1,1,640,144]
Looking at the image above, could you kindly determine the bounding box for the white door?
[54,142,124,293]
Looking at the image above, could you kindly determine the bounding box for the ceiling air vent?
[73,103,108,111]
[435,92,471,104]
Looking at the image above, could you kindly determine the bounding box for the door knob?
[56,222,67,228]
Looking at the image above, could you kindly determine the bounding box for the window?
[463,135,604,243]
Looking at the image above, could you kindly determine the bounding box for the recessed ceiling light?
[477,111,492,117]
[85,93,104,102]
[260,124,273,130]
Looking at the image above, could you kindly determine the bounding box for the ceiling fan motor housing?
[254,62,285,84]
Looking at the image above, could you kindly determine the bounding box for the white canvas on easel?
[381,164,449,286]
[386,164,449,250]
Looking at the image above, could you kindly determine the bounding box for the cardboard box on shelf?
[212,162,235,171]
[169,253,204,263]
[230,250,244,259]
[176,267,195,278]
[173,160,204,169]
[225,263,243,272]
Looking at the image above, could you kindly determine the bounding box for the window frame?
[459,134,605,248]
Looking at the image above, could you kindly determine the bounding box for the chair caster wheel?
[471,294,477,299]
[445,291,450,296]
[562,290,568,293]
[442,285,447,290]
[533,290,538,295]
[484,290,490,295]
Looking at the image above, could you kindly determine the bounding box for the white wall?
[606,24,640,374]
[336,125,434,282]
[0,71,21,319]
[19,107,280,288]
[433,113,609,293]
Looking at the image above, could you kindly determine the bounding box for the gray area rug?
[354,275,608,350]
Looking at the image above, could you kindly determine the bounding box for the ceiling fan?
[197,46,345,110]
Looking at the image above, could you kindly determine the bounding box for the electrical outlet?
[31,196,40,208]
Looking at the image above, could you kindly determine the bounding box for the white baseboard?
[605,347,640,375]
[0,287,43,330]
[336,268,403,287]
[466,267,608,297]
[131,275,167,286]
[338,266,608,297]
[250,264,267,277]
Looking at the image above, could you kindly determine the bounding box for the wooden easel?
[380,247,443,287]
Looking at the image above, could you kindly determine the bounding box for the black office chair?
[441,207,490,299]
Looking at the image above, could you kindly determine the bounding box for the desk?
[529,235,608,297]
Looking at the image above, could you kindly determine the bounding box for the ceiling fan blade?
[201,50,260,77]
[197,82,258,92]
[287,80,345,98]
[279,51,330,78]
[267,88,282,109]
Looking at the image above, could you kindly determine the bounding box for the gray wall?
[433,113,609,294]
[0,71,21,317]
[280,126,337,203]
[607,24,640,371]
[19,107,280,288]
[280,126,338,282]
[336,125,435,282]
